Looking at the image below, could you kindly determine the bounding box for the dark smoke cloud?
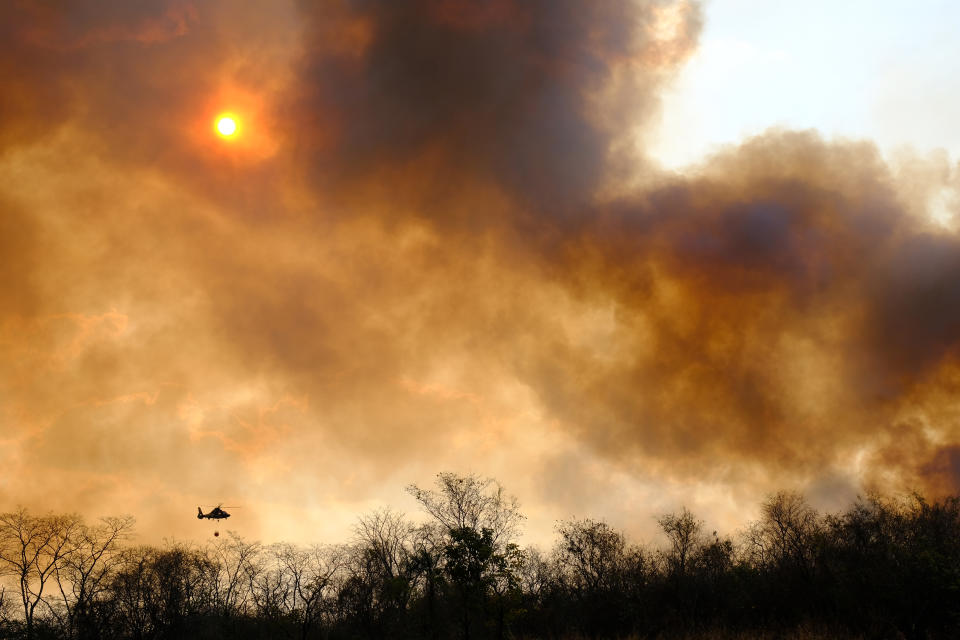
[283,0,960,492]
[290,0,701,219]
[534,132,960,481]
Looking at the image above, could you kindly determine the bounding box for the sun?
[215,115,238,138]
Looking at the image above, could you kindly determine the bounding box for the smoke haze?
[1,0,959,544]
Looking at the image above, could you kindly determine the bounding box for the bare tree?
[0,509,82,639]
[354,508,415,581]
[209,532,261,618]
[555,519,627,595]
[349,508,420,632]
[108,542,219,638]
[108,545,156,639]
[52,514,134,639]
[248,545,294,626]
[272,542,343,640]
[741,519,771,567]
[658,507,703,578]
[406,472,524,546]
[759,491,820,571]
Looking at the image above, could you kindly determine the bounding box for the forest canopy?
[2,472,959,640]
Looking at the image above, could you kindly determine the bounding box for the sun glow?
[199,99,277,161]
[215,115,238,137]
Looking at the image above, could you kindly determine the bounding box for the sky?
[1,0,959,549]
[650,0,960,169]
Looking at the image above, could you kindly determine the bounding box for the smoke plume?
[1,0,958,543]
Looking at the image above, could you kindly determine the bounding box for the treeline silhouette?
[1,473,959,640]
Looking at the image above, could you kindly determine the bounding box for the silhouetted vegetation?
[2,475,959,639]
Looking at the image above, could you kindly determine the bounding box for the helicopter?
[197,505,232,520]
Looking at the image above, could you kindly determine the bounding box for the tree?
[108,543,219,639]
[53,514,135,639]
[554,518,630,637]
[407,473,525,640]
[209,532,261,618]
[406,473,523,547]
[759,491,820,572]
[0,584,15,637]
[349,508,418,635]
[248,545,292,630]
[0,509,82,639]
[658,507,703,579]
[407,523,446,640]
[556,519,626,595]
[272,543,342,640]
